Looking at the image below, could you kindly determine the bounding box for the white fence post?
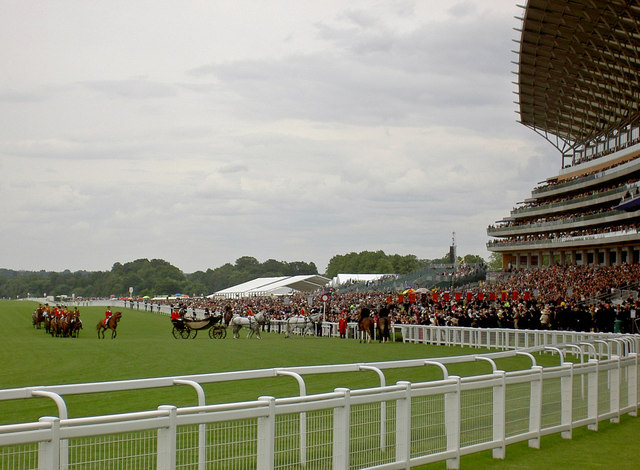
[333,388,351,470]
[628,353,638,416]
[528,365,543,448]
[257,396,275,470]
[156,405,177,470]
[395,381,412,466]
[173,379,206,470]
[492,370,506,459]
[38,416,60,470]
[587,359,599,431]
[445,376,461,470]
[610,356,621,423]
[560,363,573,439]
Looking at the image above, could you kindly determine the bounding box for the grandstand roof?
[209,275,330,298]
[516,0,640,153]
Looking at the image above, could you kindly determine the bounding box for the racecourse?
[2,299,640,469]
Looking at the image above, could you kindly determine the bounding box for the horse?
[223,306,234,326]
[69,313,83,338]
[284,312,323,338]
[377,316,391,343]
[97,312,122,339]
[358,307,375,343]
[377,306,392,343]
[32,307,45,329]
[229,312,265,339]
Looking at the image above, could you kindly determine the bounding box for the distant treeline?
[0,251,486,299]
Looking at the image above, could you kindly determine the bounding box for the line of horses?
[32,307,83,338]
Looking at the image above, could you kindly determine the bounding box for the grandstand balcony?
[487,228,640,267]
[509,185,632,219]
[488,209,640,237]
[531,145,640,198]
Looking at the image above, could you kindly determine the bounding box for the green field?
[1,300,639,469]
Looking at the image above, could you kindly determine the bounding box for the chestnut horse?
[97,312,122,339]
[377,306,392,343]
[377,316,390,343]
[358,307,375,343]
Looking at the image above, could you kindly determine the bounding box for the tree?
[461,254,486,265]
[488,252,503,270]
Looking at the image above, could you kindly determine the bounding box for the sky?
[0,0,560,275]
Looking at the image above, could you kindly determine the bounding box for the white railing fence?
[0,344,638,470]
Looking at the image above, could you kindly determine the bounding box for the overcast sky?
[0,0,559,274]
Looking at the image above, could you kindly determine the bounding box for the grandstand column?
[515,252,521,269]
[604,249,611,267]
[626,247,633,263]
[578,250,586,266]
[559,251,566,266]
[613,248,620,265]
[526,253,532,268]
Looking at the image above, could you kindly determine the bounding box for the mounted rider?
[104,307,113,324]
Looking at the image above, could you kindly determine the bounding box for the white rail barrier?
[0,345,638,469]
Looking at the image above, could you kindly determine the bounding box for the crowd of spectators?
[140,264,640,335]
[487,223,640,247]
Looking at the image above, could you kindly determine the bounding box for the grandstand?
[488,1,640,270]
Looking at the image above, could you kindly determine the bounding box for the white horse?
[284,312,323,338]
[229,312,266,339]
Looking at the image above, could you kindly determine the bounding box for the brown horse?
[223,306,234,326]
[97,312,122,339]
[377,316,390,343]
[358,307,375,343]
[32,307,45,329]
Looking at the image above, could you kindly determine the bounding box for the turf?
[2,300,639,469]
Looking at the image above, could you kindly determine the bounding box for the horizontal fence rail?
[1,339,639,469]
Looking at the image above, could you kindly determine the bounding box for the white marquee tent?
[328,273,393,288]
[208,275,330,298]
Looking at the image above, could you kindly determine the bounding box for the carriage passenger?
[170,308,182,322]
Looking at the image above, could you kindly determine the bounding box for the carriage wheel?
[210,327,226,339]
[172,326,181,339]
[180,327,191,339]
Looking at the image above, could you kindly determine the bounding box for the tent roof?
[209,275,330,298]
[330,273,392,286]
[516,0,640,153]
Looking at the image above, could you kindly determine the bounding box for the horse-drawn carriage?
[171,315,226,339]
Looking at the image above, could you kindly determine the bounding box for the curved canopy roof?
[517,0,640,153]
[209,275,330,298]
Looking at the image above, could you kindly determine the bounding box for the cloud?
[0,0,556,274]
[81,78,178,100]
